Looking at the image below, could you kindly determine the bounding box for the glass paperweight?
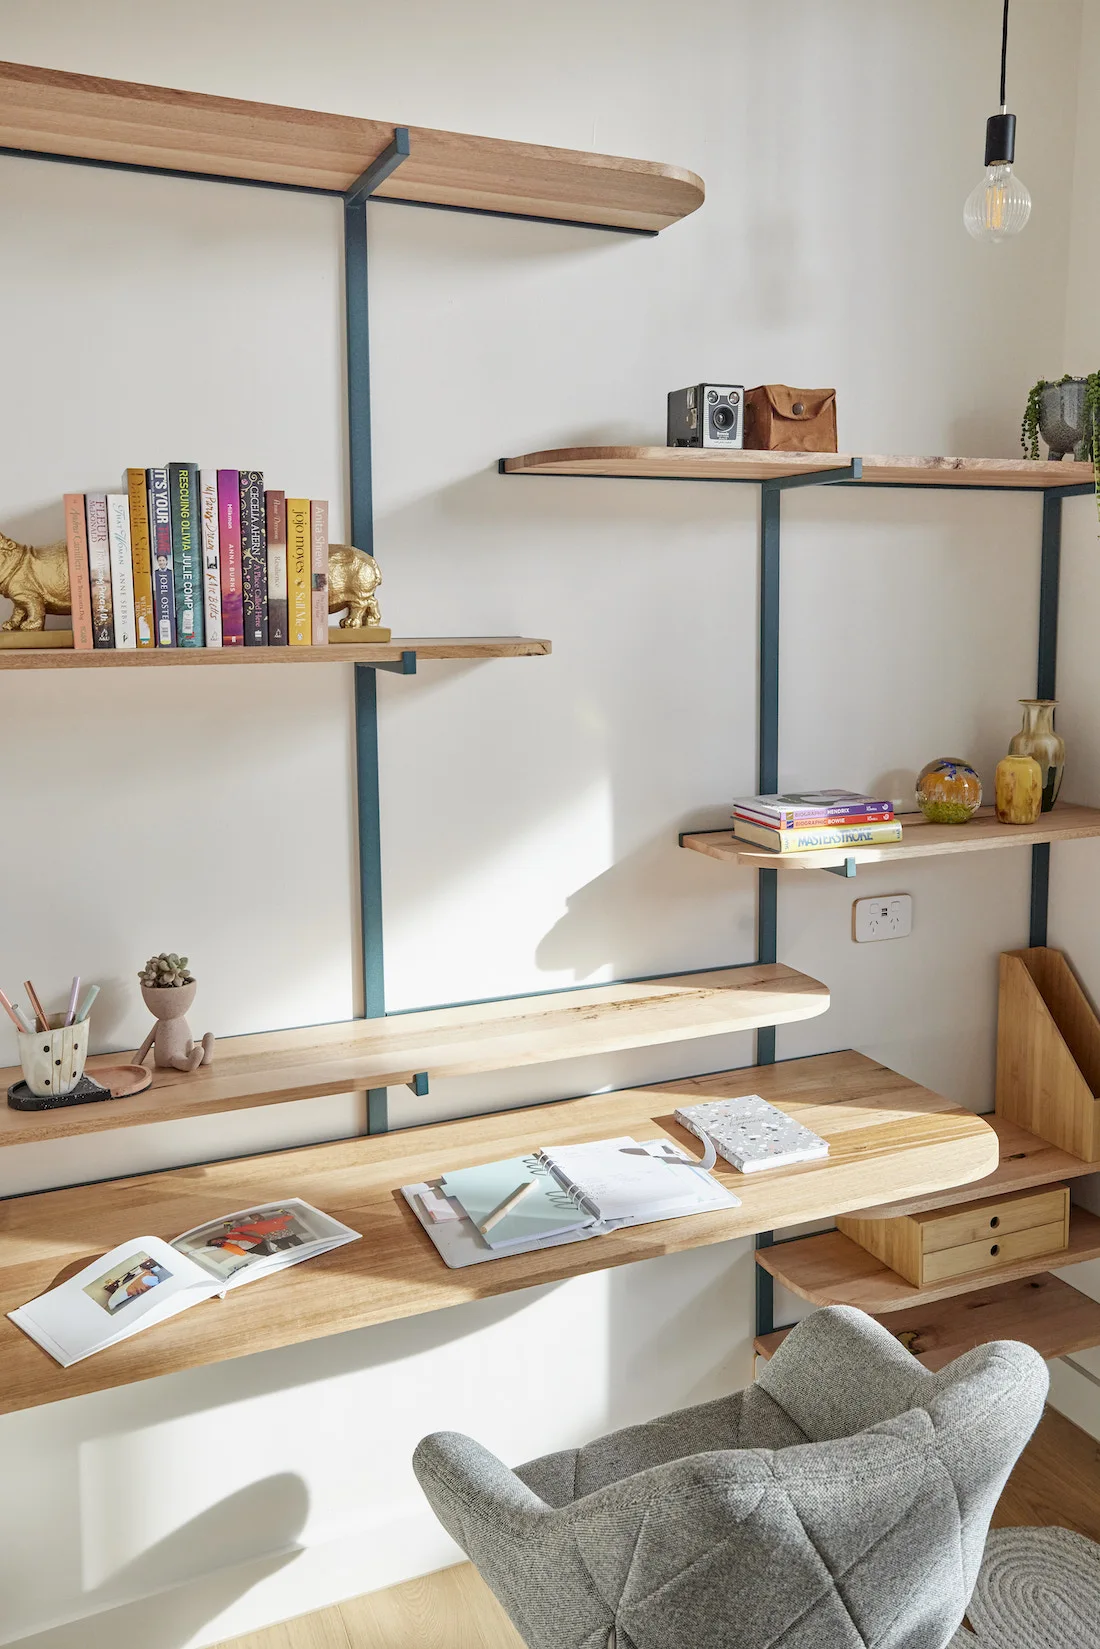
[916,758,982,825]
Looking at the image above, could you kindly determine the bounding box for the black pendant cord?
[1000,0,1010,109]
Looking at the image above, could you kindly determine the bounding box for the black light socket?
[985,111,1017,166]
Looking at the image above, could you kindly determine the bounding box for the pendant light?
[964,0,1031,241]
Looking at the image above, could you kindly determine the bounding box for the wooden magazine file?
[996,947,1100,1162]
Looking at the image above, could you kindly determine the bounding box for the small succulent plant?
[139,953,195,989]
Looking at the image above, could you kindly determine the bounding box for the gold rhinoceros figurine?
[0,532,71,630]
[328,543,383,629]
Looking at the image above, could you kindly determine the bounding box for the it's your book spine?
[217,470,244,645]
[169,462,204,647]
[105,493,137,649]
[63,493,94,651]
[239,470,268,645]
[199,469,222,648]
[310,499,329,645]
[286,498,311,644]
[84,493,114,649]
[125,469,156,647]
[265,490,288,645]
[147,467,176,647]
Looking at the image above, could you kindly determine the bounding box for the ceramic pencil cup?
[18,1016,89,1097]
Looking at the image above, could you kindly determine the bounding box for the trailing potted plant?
[1022,373,1100,518]
[136,952,214,1071]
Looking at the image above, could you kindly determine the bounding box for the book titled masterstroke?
[9,1200,359,1367]
[732,817,903,853]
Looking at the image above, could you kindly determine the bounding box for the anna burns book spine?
[286,498,311,644]
[265,490,288,645]
[199,469,222,648]
[147,467,176,647]
[125,468,156,647]
[84,493,114,648]
[63,494,94,651]
[239,470,268,644]
[217,470,244,645]
[169,462,204,647]
[310,499,329,645]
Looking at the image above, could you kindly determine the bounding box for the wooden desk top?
[0,1050,996,1414]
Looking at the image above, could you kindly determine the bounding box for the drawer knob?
[989,1215,1000,1229]
[990,1243,1000,1255]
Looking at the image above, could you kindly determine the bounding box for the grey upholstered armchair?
[413,1305,1047,1649]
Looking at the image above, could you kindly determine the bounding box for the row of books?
[64,467,329,649]
[732,790,902,854]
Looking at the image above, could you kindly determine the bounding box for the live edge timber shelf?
[0,964,829,1146]
[0,637,550,671]
[502,448,1097,489]
[682,805,1100,876]
[0,61,704,232]
[0,1050,995,1413]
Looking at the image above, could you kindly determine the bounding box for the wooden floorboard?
[212,1406,1100,1647]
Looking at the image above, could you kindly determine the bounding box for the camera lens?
[707,389,719,402]
[712,405,735,430]
[729,391,740,404]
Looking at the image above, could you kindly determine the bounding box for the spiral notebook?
[403,1134,739,1269]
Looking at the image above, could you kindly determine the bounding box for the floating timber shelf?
[0,1050,995,1413]
[0,636,551,671]
[681,805,1100,876]
[501,448,1096,489]
[756,1206,1100,1314]
[754,1273,1100,1372]
[0,964,830,1146]
[0,61,704,231]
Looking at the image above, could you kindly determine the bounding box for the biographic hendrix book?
[734,790,894,829]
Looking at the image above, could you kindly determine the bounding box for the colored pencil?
[75,984,100,1024]
[64,975,81,1027]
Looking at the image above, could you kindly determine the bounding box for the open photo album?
[9,1199,360,1367]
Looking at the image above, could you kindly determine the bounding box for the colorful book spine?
[217,470,244,645]
[147,468,176,647]
[239,470,268,644]
[735,807,894,830]
[105,494,137,649]
[732,819,904,853]
[287,497,310,644]
[63,494,94,651]
[310,499,329,645]
[168,463,203,647]
[84,493,114,648]
[199,469,222,648]
[265,490,288,645]
[125,470,156,647]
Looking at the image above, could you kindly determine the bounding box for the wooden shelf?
[682,805,1100,875]
[502,448,1096,489]
[0,1050,995,1413]
[0,61,704,232]
[754,1273,1100,1371]
[0,636,550,671]
[756,1206,1100,1314]
[0,964,829,1146]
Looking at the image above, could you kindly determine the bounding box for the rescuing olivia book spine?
[8,1200,360,1367]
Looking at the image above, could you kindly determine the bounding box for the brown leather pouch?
[743,385,837,452]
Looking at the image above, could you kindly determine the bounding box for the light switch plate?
[853,894,912,942]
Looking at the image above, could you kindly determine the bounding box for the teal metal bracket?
[366,650,417,675]
[823,857,858,879]
[407,1072,430,1097]
[345,128,411,207]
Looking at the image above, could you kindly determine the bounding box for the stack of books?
[732,790,901,854]
[63,467,329,650]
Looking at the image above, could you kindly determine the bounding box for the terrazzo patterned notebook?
[674,1094,829,1173]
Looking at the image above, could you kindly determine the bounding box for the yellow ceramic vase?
[995,754,1043,824]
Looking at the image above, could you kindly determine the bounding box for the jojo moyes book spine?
[147,467,176,647]
[168,462,204,647]
[239,470,268,645]
[217,470,244,645]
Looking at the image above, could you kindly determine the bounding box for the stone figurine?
[0,531,71,630]
[135,953,215,1073]
[328,543,384,629]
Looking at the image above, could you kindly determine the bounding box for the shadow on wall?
[14,1474,308,1649]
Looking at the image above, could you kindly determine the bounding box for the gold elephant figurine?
[328,543,384,628]
[0,532,70,630]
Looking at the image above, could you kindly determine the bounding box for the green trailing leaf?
[1022,373,1100,523]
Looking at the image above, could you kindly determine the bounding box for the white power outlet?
[853,894,912,943]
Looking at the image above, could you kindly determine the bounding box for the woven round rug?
[948,1526,1100,1649]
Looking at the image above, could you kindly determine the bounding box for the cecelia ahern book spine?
[310,499,329,645]
[286,497,310,644]
[239,470,268,644]
[199,469,222,648]
[63,493,94,651]
[84,493,114,648]
[265,490,288,645]
[125,469,156,647]
[105,493,137,649]
[147,467,176,646]
[169,462,204,647]
[217,470,244,645]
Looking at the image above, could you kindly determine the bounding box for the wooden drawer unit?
[838,1184,1070,1289]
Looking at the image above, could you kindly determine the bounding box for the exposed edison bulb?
[964,161,1031,241]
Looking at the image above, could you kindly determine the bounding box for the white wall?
[0,2,1090,1642]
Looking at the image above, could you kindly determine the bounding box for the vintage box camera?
[667,383,745,449]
